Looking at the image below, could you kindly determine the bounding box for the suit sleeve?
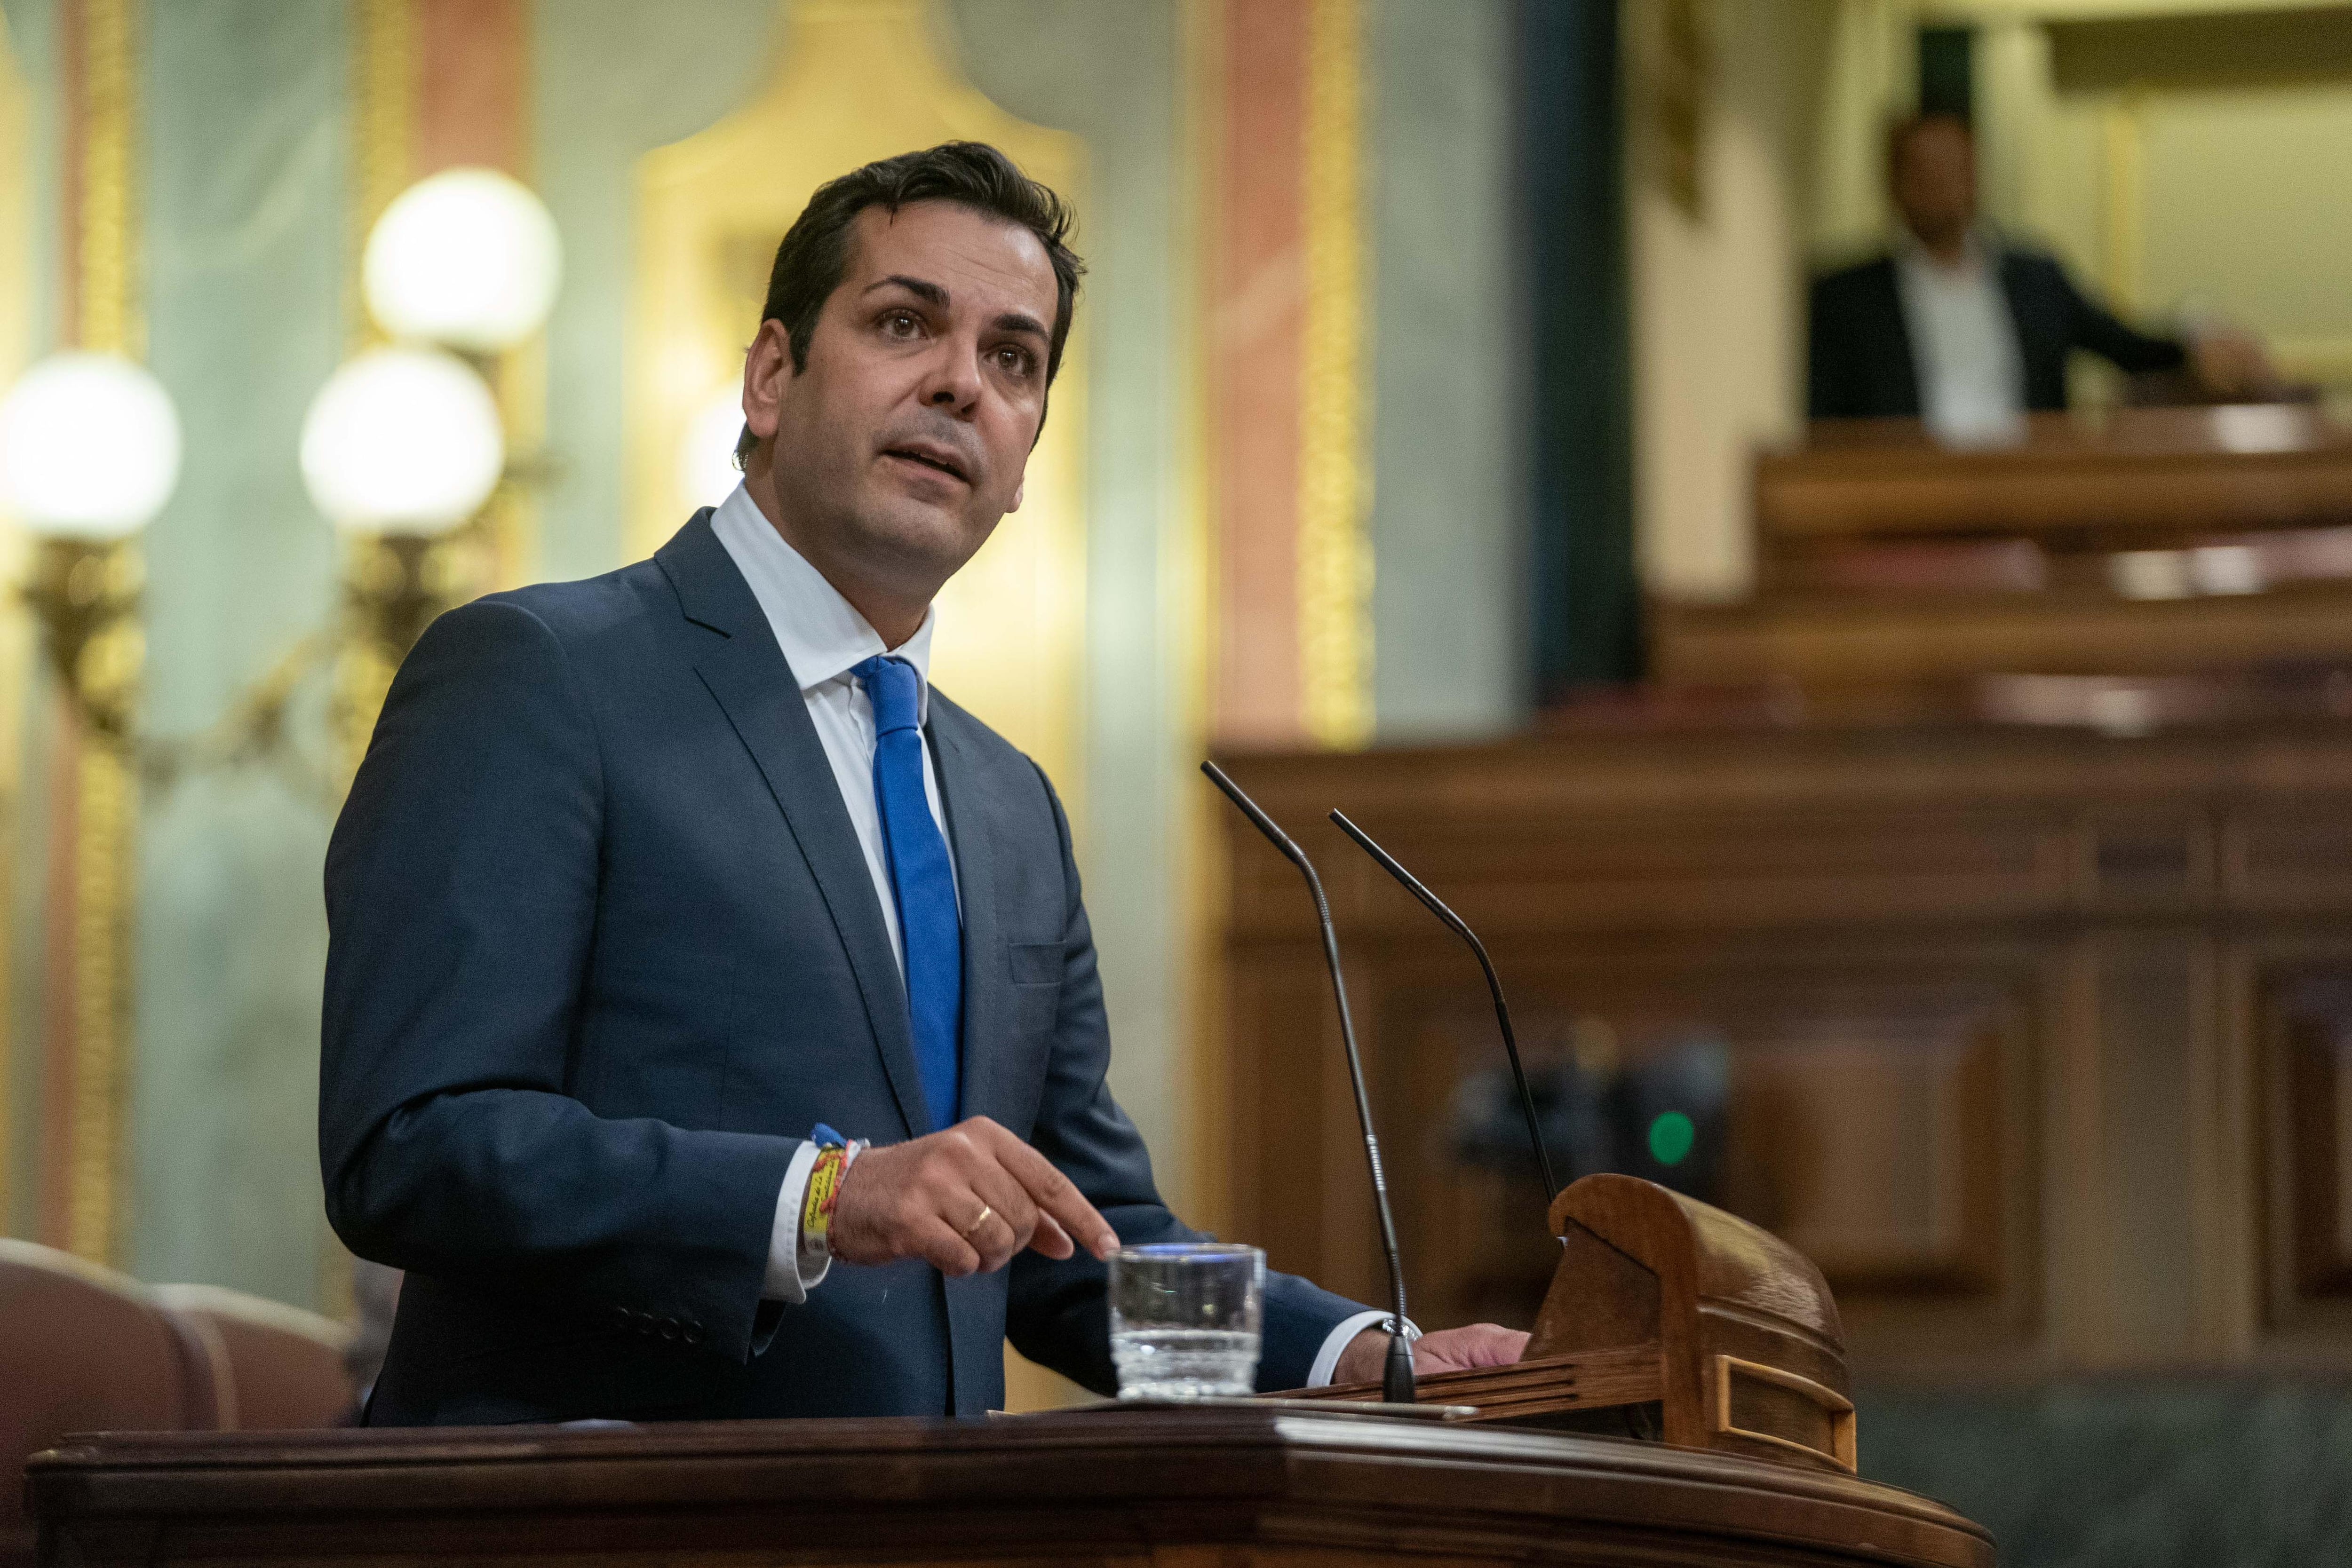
[1002,764,1366,1396]
[319,598,797,1363]
[2057,261,2187,376]
[1806,273,1851,420]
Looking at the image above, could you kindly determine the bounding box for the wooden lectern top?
[29,1407,1991,1568]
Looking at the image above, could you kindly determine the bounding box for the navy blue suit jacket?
[320,511,1366,1424]
[1808,246,2185,421]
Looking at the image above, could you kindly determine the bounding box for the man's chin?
[848,498,998,576]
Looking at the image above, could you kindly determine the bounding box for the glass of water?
[1108,1242,1264,1400]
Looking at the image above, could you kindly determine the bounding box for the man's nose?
[918,343,983,413]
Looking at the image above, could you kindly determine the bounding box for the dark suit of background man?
[321,142,1525,1424]
[1808,113,2270,439]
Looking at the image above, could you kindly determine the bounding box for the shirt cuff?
[761,1140,832,1302]
[1305,1310,1423,1389]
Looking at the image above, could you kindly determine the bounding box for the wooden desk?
[1659,407,2352,701]
[27,1410,1992,1568]
[1758,408,2352,552]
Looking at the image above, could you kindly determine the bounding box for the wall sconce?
[300,166,562,767]
[0,350,183,742]
[301,344,505,664]
[306,169,561,681]
[362,168,562,358]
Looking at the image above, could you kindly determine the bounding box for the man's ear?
[1008,479,1025,514]
[741,318,794,444]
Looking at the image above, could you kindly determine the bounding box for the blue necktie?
[852,656,962,1133]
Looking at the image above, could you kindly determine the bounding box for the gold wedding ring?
[958,1204,996,1239]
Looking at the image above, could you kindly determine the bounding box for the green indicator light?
[1647,1110,1696,1167]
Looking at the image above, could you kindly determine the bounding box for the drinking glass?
[1108,1243,1264,1399]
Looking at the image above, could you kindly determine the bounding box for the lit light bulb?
[0,351,182,539]
[363,168,562,353]
[300,347,504,536]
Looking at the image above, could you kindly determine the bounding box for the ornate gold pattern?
[77,0,136,356]
[0,0,35,1232]
[62,0,144,1265]
[64,726,132,1262]
[1296,0,1372,751]
[349,0,413,354]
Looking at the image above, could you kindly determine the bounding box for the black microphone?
[1328,810,1562,1213]
[1201,761,1415,1405]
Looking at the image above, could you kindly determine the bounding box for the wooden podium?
[27,1177,1990,1567]
[28,1408,1988,1568]
[1294,1174,1859,1473]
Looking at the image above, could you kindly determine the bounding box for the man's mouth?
[882,444,971,484]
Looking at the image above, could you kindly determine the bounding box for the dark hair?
[735,141,1085,464]
[1885,111,1972,178]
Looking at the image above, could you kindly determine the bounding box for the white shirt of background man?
[1894,231,2026,447]
[710,483,1403,1386]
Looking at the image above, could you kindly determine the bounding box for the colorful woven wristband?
[801,1124,863,1263]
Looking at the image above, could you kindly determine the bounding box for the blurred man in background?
[1808,112,2272,440]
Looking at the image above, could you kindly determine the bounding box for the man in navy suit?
[321,142,1524,1425]
[1808,114,2267,434]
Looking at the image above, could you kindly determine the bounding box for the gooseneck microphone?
[1328,810,1561,1212]
[1201,761,1416,1405]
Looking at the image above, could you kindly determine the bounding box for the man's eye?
[995,346,1037,377]
[882,311,920,337]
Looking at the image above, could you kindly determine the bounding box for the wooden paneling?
[1661,409,2352,700]
[1656,582,2352,690]
[1215,724,2352,1381]
[2260,960,2352,1339]
[1759,409,2352,550]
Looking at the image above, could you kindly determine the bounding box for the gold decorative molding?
[628,0,1089,802]
[76,0,137,357]
[0,5,32,1232]
[63,724,131,1261]
[349,0,413,354]
[59,0,144,1267]
[1295,0,1372,751]
[1178,0,1224,1238]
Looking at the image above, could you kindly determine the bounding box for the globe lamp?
[0,350,182,539]
[300,347,504,536]
[363,168,562,354]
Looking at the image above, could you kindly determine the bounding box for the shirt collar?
[708,482,937,721]
[1897,226,1994,282]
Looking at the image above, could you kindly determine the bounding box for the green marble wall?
[1861,1380,2352,1567]
[127,0,345,1302]
[1367,0,1527,740]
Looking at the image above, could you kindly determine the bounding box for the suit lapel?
[660,514,931,1140]
[928,710,1014,1131]
[1869,258,1922,416]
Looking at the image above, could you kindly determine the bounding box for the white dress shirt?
[710,483,1390,1384]
[1894,233,2027,447]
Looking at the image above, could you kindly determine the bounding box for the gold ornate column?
[1294,0,1372,750]
[330,0,417,787]
[38,0,145,1266]
[0,0,36,1233]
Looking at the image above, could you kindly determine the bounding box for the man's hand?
[1332,1322,1529,1387]
[828,1116,1120,1276]
[2188,328,2276,400]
